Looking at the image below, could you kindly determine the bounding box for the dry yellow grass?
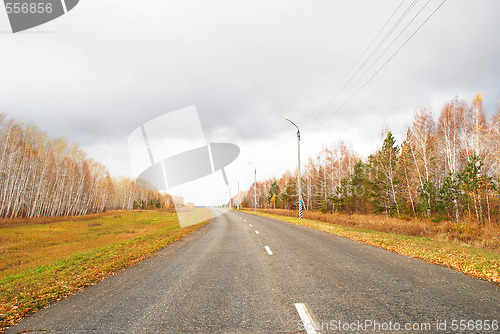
[244,209,500,285]
[0,210,208,331]
[258,209,500,250]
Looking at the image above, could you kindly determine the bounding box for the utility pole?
[249,162,257,212]
[284,117,303,219]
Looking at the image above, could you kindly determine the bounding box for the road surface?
[6,209,499,333]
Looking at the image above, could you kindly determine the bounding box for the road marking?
[249,224,252,227]
[255,230,259,234]
[294,303,318,334]
[264,245,273,255]
[243,219,246,222]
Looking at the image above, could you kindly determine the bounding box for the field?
[2,208,498,330]
[0,210,208,330]
[244,209,500,285]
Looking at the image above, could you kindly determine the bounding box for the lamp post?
[249,162,257,212]
[284,116,303,219]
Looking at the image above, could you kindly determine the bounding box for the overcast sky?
[1,0,499,205]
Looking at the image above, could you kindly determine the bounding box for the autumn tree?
[399,135,417,216]
[267,181,279,209]
[0,114,172,219]
[247,93,498,225]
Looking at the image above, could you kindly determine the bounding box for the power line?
[312,0,412,125]
[311,0,421,126]
[330,0,419,104]
[323,0,448,120]
[330,0,433,113]
[312,0,408,123]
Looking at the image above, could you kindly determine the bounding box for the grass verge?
[243,210,500,285]
[0,210,208,331]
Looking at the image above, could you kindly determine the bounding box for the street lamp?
[284,116,303,219]
[249,162,257,212]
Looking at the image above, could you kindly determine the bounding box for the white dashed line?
[249,224,252,227]
[294,303,318,334]
[255,230,259,235]
[264,245,273,256]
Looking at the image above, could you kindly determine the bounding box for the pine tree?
[459,154,488,224]
[281,178,296,210]
[437,172,461,220]
[374,131,401,216]
[348,161,368,213]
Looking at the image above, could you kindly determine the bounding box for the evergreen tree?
[281,178,296,209]
[459,154,492,224]
[372,132,401,216]
[437,172,461,220]
[349,161,368,213]
[418,181,436,217]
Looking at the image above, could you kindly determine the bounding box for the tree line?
[0,114,172,219]
[239,93,500,226]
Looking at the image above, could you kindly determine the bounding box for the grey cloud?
[0,0,499,180]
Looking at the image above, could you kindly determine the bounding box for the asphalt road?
[6,209,499,333]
